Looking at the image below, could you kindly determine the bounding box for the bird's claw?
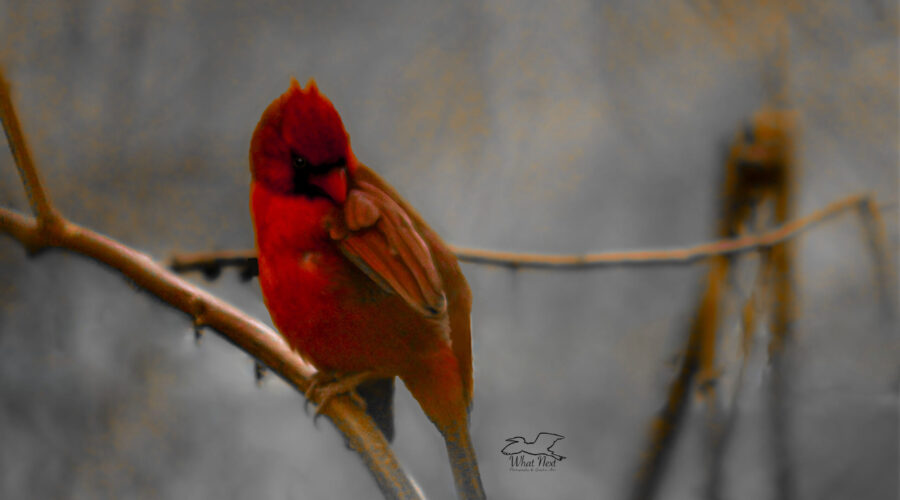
[303,372,333,417]
[304,371,373,424]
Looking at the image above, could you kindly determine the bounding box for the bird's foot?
[305,370,377,422]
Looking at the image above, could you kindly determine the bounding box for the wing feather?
[334,181,447,318]
[351,165,473,406]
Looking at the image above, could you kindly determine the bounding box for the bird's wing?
[331,180,447,318]
[345,165,473,407]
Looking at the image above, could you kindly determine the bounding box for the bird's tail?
[400,349,486,499]
[444,424,486,500]
[355,377,395,442]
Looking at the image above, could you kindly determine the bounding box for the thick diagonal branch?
[0,67,423,500]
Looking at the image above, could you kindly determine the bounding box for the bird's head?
[250,78,356,204]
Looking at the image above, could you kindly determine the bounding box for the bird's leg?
[306,370,380,419]
[303,371,337,415]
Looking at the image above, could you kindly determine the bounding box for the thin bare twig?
[636,106,800,500]
[453,195,887,268]
[0,71,61,226]
[857,197,898,317]
[0,68,423,500]
[707,257,769,500]
[630,310,702,500]
[170,194,893,277]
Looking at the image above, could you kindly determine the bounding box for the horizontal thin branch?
[171,194,893,275]
[450,194,877,268]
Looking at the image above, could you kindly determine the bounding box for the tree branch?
[858,197,898,317]
[0,70,61,226]
[0,67,423,500]
[170,194,895,276]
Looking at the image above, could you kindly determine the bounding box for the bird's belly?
[258,248,442,374]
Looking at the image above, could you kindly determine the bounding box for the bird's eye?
[291,154,307,169]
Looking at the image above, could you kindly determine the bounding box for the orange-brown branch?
[170,193,889,275]
[0,71,61,226]
[630,312,703,500]
[858,197,898,316]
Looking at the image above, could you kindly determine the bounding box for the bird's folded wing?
[335,181,447,318]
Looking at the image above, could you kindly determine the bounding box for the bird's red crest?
[250,78,356,194]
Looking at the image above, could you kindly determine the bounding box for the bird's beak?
[309,167,348,204]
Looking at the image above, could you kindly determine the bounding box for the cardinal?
[249,79,485,499]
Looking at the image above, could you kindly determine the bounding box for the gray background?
[0,1,897,499]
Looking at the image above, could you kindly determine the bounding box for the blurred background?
[0,1,897,499]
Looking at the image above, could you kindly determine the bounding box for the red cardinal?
[249,79,485,499]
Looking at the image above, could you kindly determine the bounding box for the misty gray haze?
[0,1,897,499]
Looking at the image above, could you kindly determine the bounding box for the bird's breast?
[250,182,449,373]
